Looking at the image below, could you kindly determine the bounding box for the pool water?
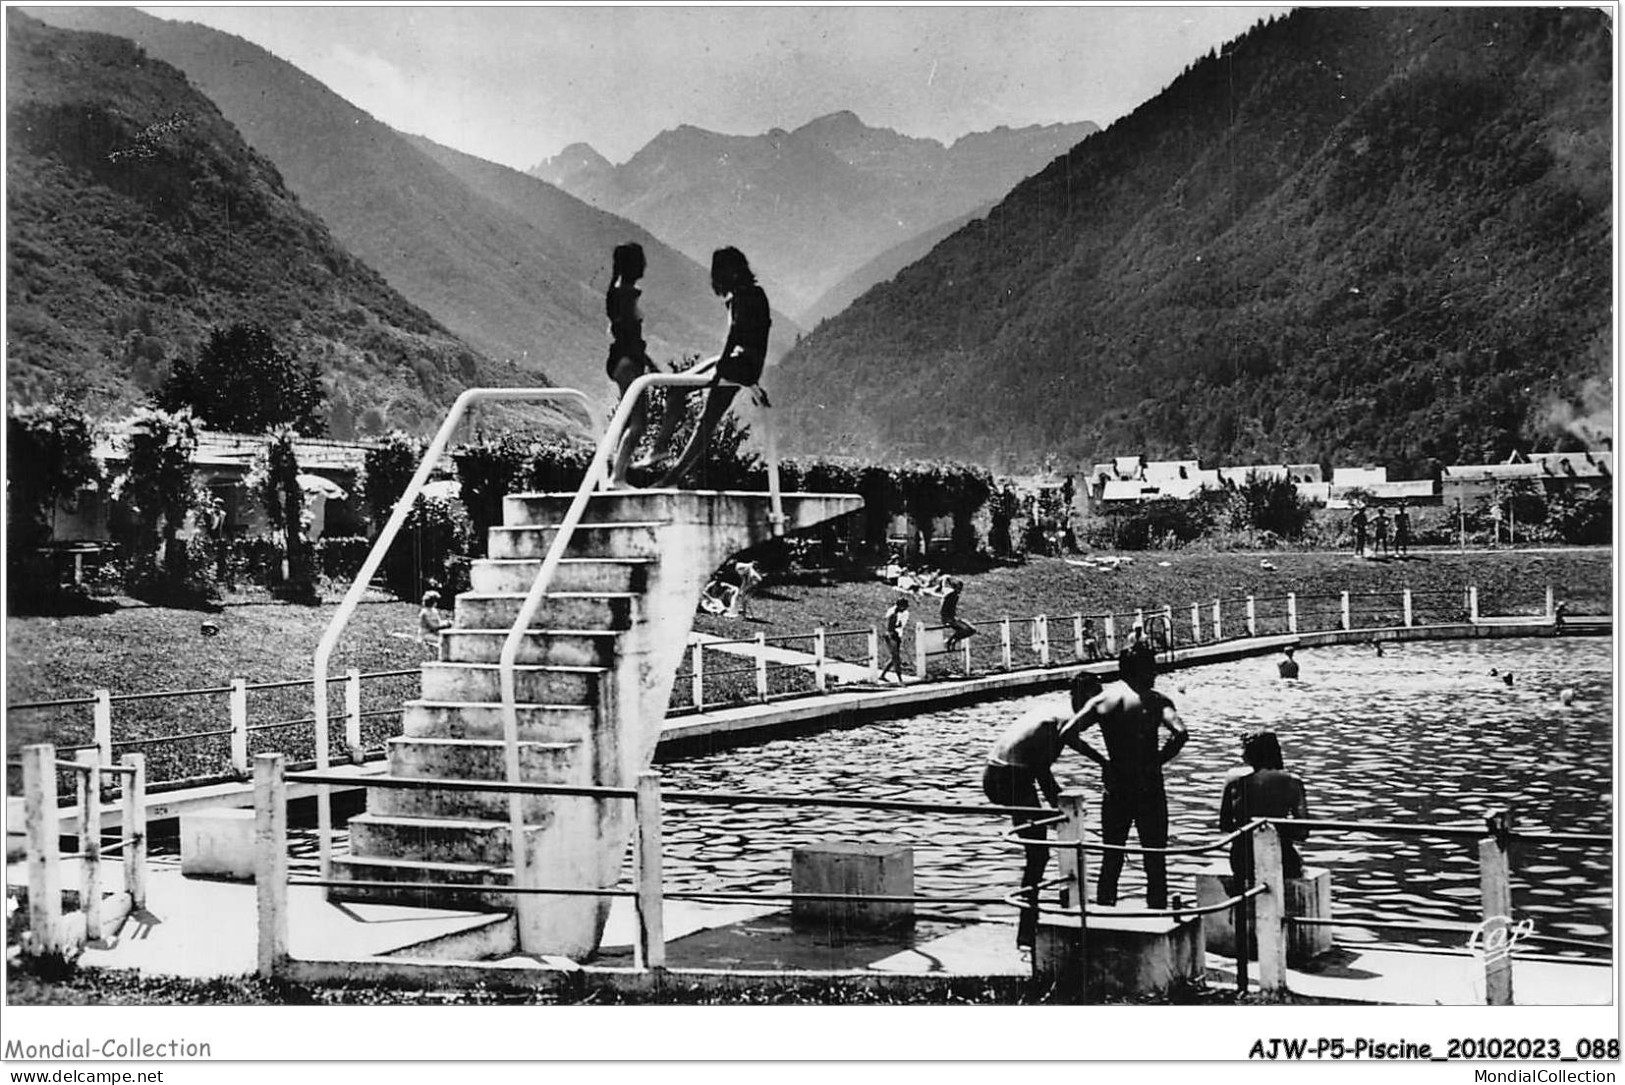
[649,637,1614,953]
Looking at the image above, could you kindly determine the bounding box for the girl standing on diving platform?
[604,242,659,488]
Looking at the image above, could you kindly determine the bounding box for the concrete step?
[453,592,640,632]
[486,521,664,560]
[469,556,654,595]
[419,661,608,705]
[503,491,679,527]
[441,628,620,668]
[402,700,595,743]
[328,855,516,911]
[348,813,539,867]
[386,736,579,781]
[370,778,571,821]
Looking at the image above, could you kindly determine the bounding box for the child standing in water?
[605,243,657,488]
[652,246,771,488]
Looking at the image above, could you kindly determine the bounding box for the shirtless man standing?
[1072,644,1188,909]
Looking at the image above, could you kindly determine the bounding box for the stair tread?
[489,520,668,531]
[390,736,577,748]
[422,661,608,673]
[477,556,657,565]
[447,628,621,637]
[333,855,515,877]
[405,699,591,711]
[350,812,536,830]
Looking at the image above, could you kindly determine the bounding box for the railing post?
[1105,614,1119,657]
[1254,823,1288,1000]
[1073,614,1084,660]
[1037,615,1051,667]
[1403,588,1414,628]
[1340,592,1351,631]
[1211,600,1222,642]
[77,749,104,944]
[1479,811,1515,1006]
[867,628,879,680]
[1469,586,1480,623]
[255,753,289,979]
[1287,592,1298,634]
[1191,602,1202,644]
[961,627,972,674]
[345,668,364,763]
[1246,596,1257,637]
[1545,584,1555,621]
[755,633,769,702]
[691,641,705,709]
[93,689,112,767]
[23,744,64,958]
[999,618,1012,671]
[813,628,827,693]
[1162,606,1174,650]
[1057,788,1089,998]
[229,678,249,777]
[635,771,666,971]
[1134,607,1145,632]
[914,621,929,680]
[121,753,147,910]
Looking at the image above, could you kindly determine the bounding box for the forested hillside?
[5,11,510,436]
[772,8,1612,474]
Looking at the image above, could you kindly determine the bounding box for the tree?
[111,407,211,600]
[157,323,327,436]
[7,402,100,552]
[250,426,317,599]
[361,431,426,531]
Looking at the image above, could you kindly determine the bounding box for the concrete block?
[1196,865,1333,964]
[486,523,664,561]
[180,807,256,881]
[791,842,913,932]
[1034,910,1205,999]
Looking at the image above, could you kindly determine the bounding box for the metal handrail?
[311,387,600,877]
[497,370,784,921]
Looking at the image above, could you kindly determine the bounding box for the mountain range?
[6,10,506,438]
[532,111,1097,320]
[770,7,1614,474]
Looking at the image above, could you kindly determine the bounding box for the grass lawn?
[5,547,1610,778]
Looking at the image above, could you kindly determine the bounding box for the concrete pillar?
[255,753,289,979]
[1191,602,1202,644]
[867,628,879,680]
[1000,619,1013,671]
[914,621,929,680]
[691,641,705,709]
[791,842,914,931]
[1057,788,1088,912]
[755,633,769,701]
[121,753,147,910]
[77,750,104,943]
[1254,824,1288,999]
[1246,596,1257,637]
[1479,824,1514,1006]
[229,679,249,777]
[1037,615,1051,667]
[1403,588,1414,628]
[1197,866,1332,965]
[1162,606,1174,649]
[1340,592,1351,631]
[1469,586,1480,623]
[1287,592,1298,634]
[1104,615,1117,656]
[93,689,112,767]
[635,772,665,970]
[23,744,64,958]
[813,628,828,693]
[1073,614,1084,660]
[345,668,364,763]
[1211,601,1222,642]
[1546,584,1556,620]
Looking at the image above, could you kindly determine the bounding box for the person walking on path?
[879,596,910,684]
[603,243,658,488]
[941,577,977,654]
[650,247,772,488]
[1070,643,1188,910]
[1351,506,1369,558]
[982,672,1105,951]
[1393,503,1411,557]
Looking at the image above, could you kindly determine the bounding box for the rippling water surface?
[648,638,1614,952]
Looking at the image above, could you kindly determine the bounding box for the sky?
[139,4,1291,170]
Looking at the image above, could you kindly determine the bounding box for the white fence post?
[93,689,112,767]
[255,753,288,979]
[1340,592,1351,630]
[635,771,666,971]
[691,641,704,709]
[1162,606,1174,650]
[230,678,249,777]
[1000,618,1012,671]
[77,749,104,944]
[1478,816,1515,1006]
[1287,592,1298,634]
[813,627,827,693]
[1057,788,1089,912]
[1134,608,1145,632]
[755,633,769,702]
[345,668,364,763]
[1545,584,1555,621]
[121,753,147,910]
[1403,588,1414,628]
[1073,614,1085,660]
[1211,600,1222,642]
[867,628,879,680]
[914,622,929,680]
[23,744,64,958]
[1246,596,1257,637]
[1254,824,1289,1000]
[1469,586,1480,623]
[1191,602,1202,644]
[1103,615,1117,656]
[1037,615,1051,667]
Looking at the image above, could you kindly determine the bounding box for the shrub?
[360,431,424,530]
[380,496,471,602]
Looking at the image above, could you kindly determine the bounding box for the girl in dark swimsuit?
[654,246,770,489]
[605,242,656,488]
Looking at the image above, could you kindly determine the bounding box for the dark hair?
[710,246,755,295]
[611,242,645,285]
[1242,730,1285,771]
[1118,643,1157,689]
[1070,671,1103,711]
